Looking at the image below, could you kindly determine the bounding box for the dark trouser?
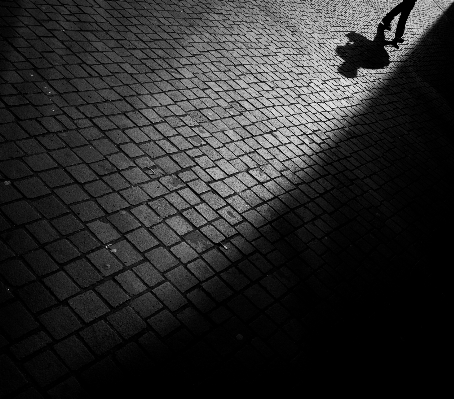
[383,0,417,39]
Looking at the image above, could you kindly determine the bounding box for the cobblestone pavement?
[1,0,453,396]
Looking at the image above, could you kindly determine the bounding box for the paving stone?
[79,320,122,355]
[24,153,57,171]
[39,168,74,188]
[24,350,68,387]
[43,271,80,300]
[45,239,80,264]
[97,192,129,213]
[148,309,181,337]
[51,214,84,235]
[84,180,112,197]
[107,211,140,233]
[87,248,123,276]
[130,292,163,318]
[2,259,35,290]
[133,262,164,288]
[1,228,38,255]
[39,306,82,339]
[182,208,207,228]
[68,291,109,323]
[47,377,85,398]
[1,200,41,225]
[115,269,147,295]
[202,248,230,273]
[145,246,179,272]
[54,335,94,371]
[55,184,89,204]
[110,240,144,267]
[153,282,187,311]
[130,204,161,227]
[150,222,180,246]
[17,281,57,313]
[126,227,158,252]
[176,307,211,336]
[87,220,120,244]
[107,306,146,339]
[22,249,58,276]
[0,301,38,340]
[69,229,100,253]
[120,185,150,205]
[0,183,22,205]
[50,148,81,167]
[10,331,51,361]
[150,197,177,218]
[203,276,234,303]
[63,260,100,289]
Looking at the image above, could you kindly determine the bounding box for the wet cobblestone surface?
[1,0,453,396]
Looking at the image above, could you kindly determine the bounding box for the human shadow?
[336,24,391,78]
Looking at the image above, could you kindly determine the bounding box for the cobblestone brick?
[68,291,109,323]
[15,177,50,198]
[96,280,130,307]
[115,270,147,295]
[24,350,68,387]
[39,306,81,339]
[45,239,80,264]
[39,168,74,188]
[107,306,146,339]
[54,335,94,371]
[43,271,79,300]
[153,282,187,311]
[69,229,100,253]
[126,227,158,252]
[1,200,41,225]
[133,262,164,287]
[145,246,178,272]
[203,276,233,303]
[176,307,211,336]
[148,309,180,337]
[87,220,120,244]
[24,249,58,276]
[0,259,35,287]
[10,331,51,360]
[18,281,56,313]
[24,153,57,171]
[130,292,163,318]
[55,184,89,204]
[0,301,38,339]
[88,248,123,276]
[64,259,101,288]
[170,242,198,264]
[97,192,129,213]
[79,320,122,355]
[130,204,161,227]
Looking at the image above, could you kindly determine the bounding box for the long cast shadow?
[336,24,390,78]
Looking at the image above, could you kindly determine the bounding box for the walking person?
[381,0,418,47]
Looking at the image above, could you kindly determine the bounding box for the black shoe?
[381,20,391,30]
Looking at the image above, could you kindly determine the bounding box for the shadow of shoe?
[336,24,390,78]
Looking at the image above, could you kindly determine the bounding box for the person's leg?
[382,2,406,25]
[394,0,417,40]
